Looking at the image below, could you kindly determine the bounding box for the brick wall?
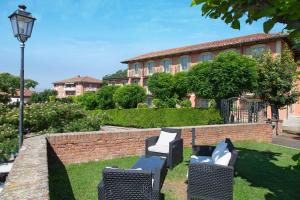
[47,123,272,165]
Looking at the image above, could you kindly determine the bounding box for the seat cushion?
[214,149,231,166]
[212,140,227,162]
[148,144,169,154]
[190,155,213,164]
[156,131,177,146]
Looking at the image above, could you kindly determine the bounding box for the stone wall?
[0,136,49,200]
[47,123,272,165]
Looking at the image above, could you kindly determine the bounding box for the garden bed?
[49,141,300,200]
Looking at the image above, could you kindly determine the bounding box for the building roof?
[121,33,288,63]
[14,89,33,97]
[53,76,102,84]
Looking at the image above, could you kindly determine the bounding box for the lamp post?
[9,5,36,150]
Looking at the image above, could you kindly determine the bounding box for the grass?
[49,141,300,200]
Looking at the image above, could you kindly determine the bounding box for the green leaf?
[191,0,206,6]
[263,19,276,33]
[231,19,240,29]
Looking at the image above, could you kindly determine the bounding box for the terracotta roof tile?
[121,33,288,63]
[14,89,33,97]
[53,76,102,84]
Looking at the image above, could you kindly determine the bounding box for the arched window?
[162,59,171,73]
[180,56,190,71]
[146,61,155,75]
[199,52,213,62]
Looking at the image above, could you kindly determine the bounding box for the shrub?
[95,85,119,110]
[29,89,57,103]
[148,73,175,100]
[73,92,98,110]
[96,108,222,128]
[152,99,168,108]
[180,100,192,108]
[0,124,18,162]
[137,103,148,109]
[113,85,146,109]
[174,72,189,100]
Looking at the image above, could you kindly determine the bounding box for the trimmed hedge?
[92,108,222,128]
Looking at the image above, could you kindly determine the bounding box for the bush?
[95,85,119,110]
[73,92,98,110]
[29,89,57,103]
[180,100,192,108]
[137,103,148,109]
[152,99,168,108]
[113,85,146,109]
[148,73,175,100]
[0,102,103,161]
[95,108,222,128]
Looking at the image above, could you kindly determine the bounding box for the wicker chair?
[187,138,238,200]
[98,168,163,200]
[145,128,183,169]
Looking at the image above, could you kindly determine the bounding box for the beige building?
[53,76,102,98]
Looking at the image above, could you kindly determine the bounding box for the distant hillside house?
[53,76,102,98]
[11,89,33,104]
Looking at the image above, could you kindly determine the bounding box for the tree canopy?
[191,0,300,38]
[95,85,119,110]
[29,89,57,103]
[188,51,258,100]
[103,69,127,80]
[148,73,175,100]
[256,45,299,119]
[113,85,146,108]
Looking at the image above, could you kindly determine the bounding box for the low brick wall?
[47,123,272,164]
[0,136,49,200]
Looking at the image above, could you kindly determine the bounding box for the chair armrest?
[145,136,159,148]
[97,181,105,199]
[192,145,215,156]
[169,138,183,168]
[169,138,183,149]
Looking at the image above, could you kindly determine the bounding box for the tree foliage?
[103,69,127,80]
[0,73,38,104]
[148,73,175,100]
[191,0,300,38]
[173,72,189,99]
[29,89,57,103]
[256,45,299,119]
[73,92,98,110]
[113,85,146,108]
[95,85,119,110]
[188,51,258,100]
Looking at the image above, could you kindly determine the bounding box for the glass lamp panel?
[10,15,18,36]
[17,15,29,36]
[26,20,33,37]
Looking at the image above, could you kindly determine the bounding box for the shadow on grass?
[236,147,300,200]
[48,142,75,200]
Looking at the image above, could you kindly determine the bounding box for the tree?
[113,85,146,109]
[173,72,189,100]
[29,89,57,103]
[0,73,38,104]
[256,46,299,119]
[188,51,258,100]
[191,0,300,38]
[103,69,127,80]
[148,73,175,100]
[95,85,119,109]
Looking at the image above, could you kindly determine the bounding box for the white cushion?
[156,131,177,146]
[0,163,13,173]
[0,183,4,193]
[148,144,169,154]
[190,155,213,164]
[212,140,227,162]
[214,149,231,166]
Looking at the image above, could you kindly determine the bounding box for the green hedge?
[92,108,222,128]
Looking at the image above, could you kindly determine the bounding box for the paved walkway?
[272,133,300,149]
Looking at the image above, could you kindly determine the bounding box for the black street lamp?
[9,5,36,150]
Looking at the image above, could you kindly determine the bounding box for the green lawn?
[49,141,300,200]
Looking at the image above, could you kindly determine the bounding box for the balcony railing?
[64,87,76,91]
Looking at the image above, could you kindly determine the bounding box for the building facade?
[53,76,102,98]
[122,33,300,120]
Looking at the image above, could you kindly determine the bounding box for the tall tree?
[191,0,300,38]
[113,85,146,108]
[148,73,175,100]
[95,85,119,110]
[173,72,189,100]
[256,45,299,119]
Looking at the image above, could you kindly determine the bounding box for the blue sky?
[0,0,285,90]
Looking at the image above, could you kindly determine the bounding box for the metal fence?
[220,97,266,124]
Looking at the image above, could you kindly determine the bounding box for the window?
[133,63,140,75]
[199,53,213,62]
[162,59,171,73]
[249,45,269,56]
[146,61,155,75]
[180,56,190,71]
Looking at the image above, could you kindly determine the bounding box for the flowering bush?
[0,102,102,161]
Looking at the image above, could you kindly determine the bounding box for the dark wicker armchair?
[187,138,238,200]
[145,128,183,169]
[98,168,163,200]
